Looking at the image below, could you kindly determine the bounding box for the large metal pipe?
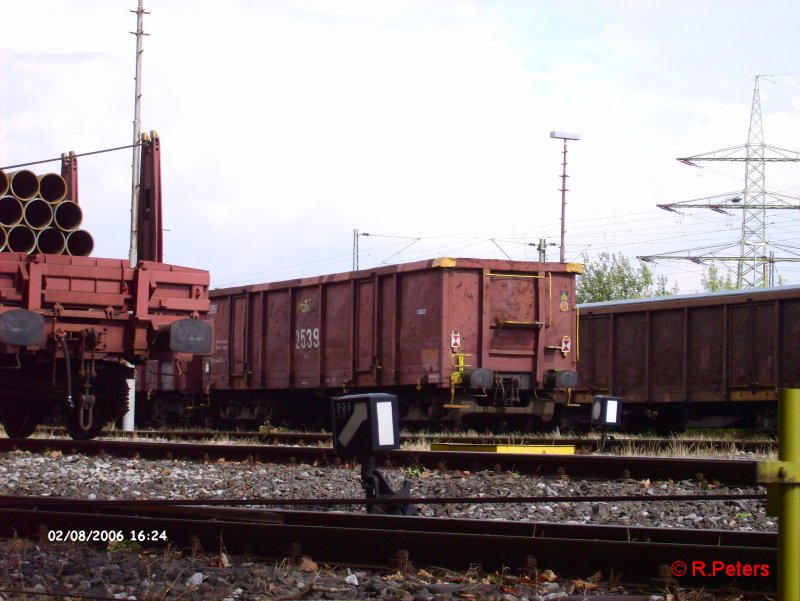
[53,200,83,231]
[38,172,68,204]
[0,195,24,227]
[0,225,6,252]
[36,227,67,254]
[23,198,54,230]
[6,225,37,253]
[8,170,40,201]
[66,229,94,256]
[0,170,8,197]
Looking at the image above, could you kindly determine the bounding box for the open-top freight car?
[139,258,582,430]
[575,284,800,432]
[0,134,212,439]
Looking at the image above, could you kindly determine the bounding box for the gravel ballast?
[0,450,772,530]
[0,449,774,600]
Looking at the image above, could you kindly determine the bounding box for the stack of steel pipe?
[0,167,93,256]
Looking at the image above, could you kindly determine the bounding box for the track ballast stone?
[0,449,774,600]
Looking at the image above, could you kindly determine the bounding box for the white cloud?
[2,0,799,290]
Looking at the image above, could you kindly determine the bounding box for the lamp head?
[550,131,581,141]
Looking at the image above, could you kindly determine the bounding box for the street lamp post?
[550,131,581,263]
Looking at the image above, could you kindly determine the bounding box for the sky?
[1,0,799,291]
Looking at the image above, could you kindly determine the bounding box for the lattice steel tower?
[640,76,800,288]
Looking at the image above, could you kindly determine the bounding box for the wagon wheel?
[1,403,42,438]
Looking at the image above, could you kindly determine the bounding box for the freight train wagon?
[575,285,800,432]
[0,135,212,439]
[0,252,211,439]
[138,258,582,429]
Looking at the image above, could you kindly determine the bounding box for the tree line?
[576,252,738,304]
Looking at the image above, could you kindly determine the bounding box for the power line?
[639,75,800,287]
[0,142,143,171]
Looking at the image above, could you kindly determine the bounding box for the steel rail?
[0,437,761,485]
[393,449,761,485]
[0,502,776,590]
[36,427,779,454]
[0,492,766,508]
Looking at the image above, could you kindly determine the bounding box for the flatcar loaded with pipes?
[0,134,212,439]
[138,258,582,430]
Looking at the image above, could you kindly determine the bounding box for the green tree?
[577,252,678,303]
[700,263,737,292]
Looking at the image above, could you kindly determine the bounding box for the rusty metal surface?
[0,253,210,359]
[200,258,577,394]
[577,285,800,404]
[0,500,776,589]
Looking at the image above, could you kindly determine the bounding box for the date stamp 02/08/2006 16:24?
[44,529,169,544]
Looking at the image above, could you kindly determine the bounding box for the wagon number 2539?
[295,328,320,349]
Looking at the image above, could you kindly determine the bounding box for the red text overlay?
[671,560,770,578]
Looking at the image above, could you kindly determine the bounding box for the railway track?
[36,427,779,455]
[0,496,776,590]
[0,437,762,485]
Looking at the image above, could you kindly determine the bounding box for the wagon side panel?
[686,305,724,401]
[378,274,399,386]
[264,289,291,389]
[322,281,352,389]
[611,311,647,399]
[577,313,611,395]
[290,286,322,388]
[207,294,232,391]
[397,269,443,386]
[442,269,481,369]
[781,298,800,388]
[650,309,685,401]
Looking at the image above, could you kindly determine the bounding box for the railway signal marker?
[337,403,368,448]
[331,393,400,456]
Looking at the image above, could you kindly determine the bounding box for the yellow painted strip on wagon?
[487,272,544,279]
[431,443,575,455]
[566,262,584,273]
[432,257,458,268]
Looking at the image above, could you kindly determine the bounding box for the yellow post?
[779,388,800,601]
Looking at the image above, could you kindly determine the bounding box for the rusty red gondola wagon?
[140,258,582,429]
[576,285,800,431]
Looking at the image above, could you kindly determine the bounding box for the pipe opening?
[7,226,37,253]
[23,198,54,230]
[66,229,94,256]
[9,170,40,201]
[0,195,24,227]
[36,227,67,254]
[54,200,83,231]
[38,173,68,203]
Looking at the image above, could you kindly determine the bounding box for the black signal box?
[331,393,400,456]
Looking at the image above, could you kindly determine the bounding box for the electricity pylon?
[639,76,800,288]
